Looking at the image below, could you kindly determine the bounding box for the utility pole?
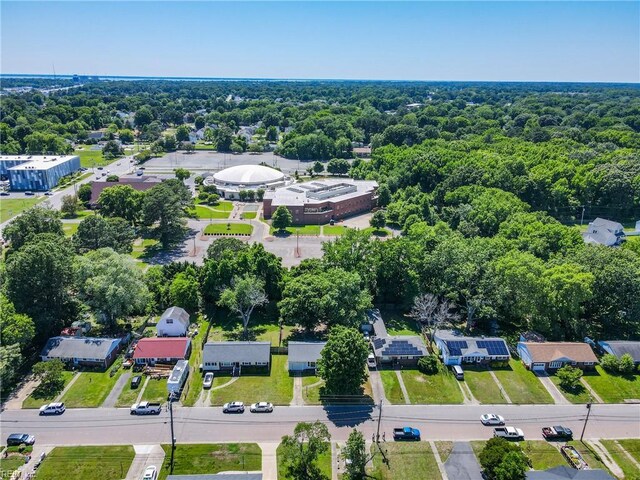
[376,400,383,444]
[169,395,176,473]
[580,397,593,442]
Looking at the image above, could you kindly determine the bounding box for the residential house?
[517,342,598,372]
[526,466,614,480]
[434,330,510,365]
[369,309,428,366]
[353,146,372,158]
[40,336,124,369]
[157,306,190,337]
[88,130,105,141]
[598,340,640,365]
[202,342,270,373]
[287,341,326,373]
[583,217,626,246]
[132,337,191,365]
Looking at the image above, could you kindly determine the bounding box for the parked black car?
[131,375,142,389]
[7,433,35,446]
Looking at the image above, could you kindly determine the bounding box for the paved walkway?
[588,440,623,479]
[429,441,450,480]
[444,442,483,480]
[2,377,39,411]
[135,377,150,403]
[291,376,303,406]
[331,442,339,480]
[489,370,512,404]
[125,444,166,480]
[259,442,278,480]
[102,372,131,408]
[394,370,411,405]
[19,445,54,479]
[54,372,81,402]
[368,369,387,405]
[534,372,569,405]
[580,378,604,403]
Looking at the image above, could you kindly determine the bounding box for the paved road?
[1,404,638,446]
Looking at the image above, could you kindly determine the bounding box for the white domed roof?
[213,165,284,185]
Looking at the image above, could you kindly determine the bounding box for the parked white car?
[222,401,245,413]
[142,465,157,480]
[203,372,214,389]
[250,402,273,413]
[367,354,377,369]
[39,403,66,416]
[481,414,505,426]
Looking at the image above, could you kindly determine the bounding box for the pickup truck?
[493,426,524,440]
[393,427,421,441]
[130,401,162,415]
[542,425,573,440]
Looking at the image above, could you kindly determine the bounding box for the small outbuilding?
[40,336,124,370]
[287,341,326,373]
[517,342,598,372]
[157,306,190,337]
[202,342,271,373]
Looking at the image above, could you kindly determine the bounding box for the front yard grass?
[22,371,75,409]
[0,455,24,480]
[270,225,321,236]
[464,366,508,404]
[34,446,135,480]
[369,442,442,480]
[159,443,261,480]
[549,375,592,403]
[521,441,565,470]
[0,197,42,223]
[600,440,640,478]
[582,366,640,403]
[435,441,454,462]
[322,225,350,236]
[379,370,406,404]
[209,354,293,405]
[492,359,553,404]
[115,376,141,407]
[204,223,253,235]
[617,439,640,463]
[141,378,168,403]
[60,370,123,408]
[277,442,331,480]
[401,369,463,404]
[301,375,322,405]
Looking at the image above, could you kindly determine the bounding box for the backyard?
[60,370,123,408]
[582,367,640,403]
[277,442,331,480]
[492,360,553,404]
[206,306,293,346]
[159,443,261,480]
[400,369,464,404]
[369,442,443,480]
[34,446,135,480]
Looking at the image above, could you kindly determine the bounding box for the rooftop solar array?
[373,338,386,350]
[476,340,509,356]
[446,340,469,356]
[381,340,424,356]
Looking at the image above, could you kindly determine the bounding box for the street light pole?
[580,397,593,442]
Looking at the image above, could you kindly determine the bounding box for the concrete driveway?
[444,442,483,480]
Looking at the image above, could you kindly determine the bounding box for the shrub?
[618,353,635,374]
[556,365,583,390]
[600,354,620,372]
[417,355,439,374]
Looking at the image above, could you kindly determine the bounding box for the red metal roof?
[132,337,190,359]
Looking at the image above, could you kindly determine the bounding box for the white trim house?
[202,342,271,372]
[287,341,326,372]
[434,330,510,365]
[157,306,190,337]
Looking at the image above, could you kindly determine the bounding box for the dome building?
[204,165,292,199]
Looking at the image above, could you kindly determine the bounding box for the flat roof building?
[263,179,378,225]
[0,155,80,191]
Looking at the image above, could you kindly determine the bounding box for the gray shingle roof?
[526,466,615,480]
[159,306,190,328]
[40,336,121,360]
[599,341,640,362]
[368,309,427,358]
[288,342,326,364]
[203,342,271,364]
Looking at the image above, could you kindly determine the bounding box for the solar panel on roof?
[446,340,468,356]
[476,340,509,356]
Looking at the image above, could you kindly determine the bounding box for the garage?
[532,363,546,371]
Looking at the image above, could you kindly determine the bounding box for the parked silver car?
[250,402,273,413]
[222,401,245,413]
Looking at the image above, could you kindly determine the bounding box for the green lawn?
[302,375,323,405]
[582,367,640,403]
[34,446,135,480]
[182,319,210,407]
[277,442,331,480]
[600,440,640,478]
[62,222,79,236]
[60,371,123,408]
[130,238,161,259]
[74,147,111,168]
[550,375,592,403]
[241,211,257,219]
[210,354,293,405]
[193,204,231,219]
[380,310,420,335]
[194,143,216,150]
[567,441,609,471]
[379,370,406,404]
[617,439,640,463]
[256,323,294,346]
[0,197,42,223]
[323,225,350,236]
[0,455,24,480]
[159,443,261,480]
[22,371,75,409]
[141,378,168,403]
[115,376,142,408]
[369,442,443,480]
[492,360,553,404]
[401,369,464,404]
[270,225,321,236]
[204,223,253,235]
[521,441,565,470]
[435,442,454,463]
[206,304,286,345]
[363,227,391,237]
[464,367,508,404]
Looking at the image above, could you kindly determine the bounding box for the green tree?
[174,168,191,182]
[194,116,205,130]
[479,437,527,480]
[618,353,635,374]
[74,248,149,324]
[369,210,386,230]
[61,194,80,217]
[317,326,369,396]
[327,158,350,176]
[142,179,191,248]
[0,344,23,387]
[106,174,119,182]
[206,237,248,261]
[3,206,64,251]
[600,354,620,373]
[377,184,391,207]
[272,205,293,232]
[417,355,439,375]
[313,161,324,175]
[134,107,154,128]
[98,185,144,224]
[218,275,268,340]
[342,430,367,480]
[556,365,583,390]
[256,188,265,201]
[102,140,123,159]
[0,294,35,348]
[119,129,134,143]
[32,359,65,395]
[280,421,331,480]
[175,124,190,142]
[493,451,529,480]
[74,215,135,254]
[78,183,93,204]
[169,272,200,314]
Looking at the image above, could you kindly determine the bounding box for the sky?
[1,1,638,83]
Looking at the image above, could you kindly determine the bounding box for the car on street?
[480,414,505,426]
[222,401,245,413]
[250,402,273,413]
[101,172,107,177]
[493,426,524,440]
[39,402,65,415]
[0,192,9,196]
[24,191,34,196]
[542,425,573,440]
[142,465,157,480]
[393,427,421,441]
[367,354,376,369]
[203,372,214,389]
[97,167,104,170]
[44,191,53,196]
[130,402,162,415]
[6,433,35,446]
[117,162,121,166]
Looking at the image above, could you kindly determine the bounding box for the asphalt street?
[1,404,638,446]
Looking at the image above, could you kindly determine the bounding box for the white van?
[452,365,464,380]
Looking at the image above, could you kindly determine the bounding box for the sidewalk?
[534,372,569,405]
[259,442,278,480]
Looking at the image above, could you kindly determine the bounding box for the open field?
[0,197,42,223]
[521,441,566,470]
[492,360,553,404]
[401,369,464,404]
[369,442,442,480]
[277,442,331,480]
[22,371,75,409]
[74,147,111,168]
[464,366,508,404]
[209,354,293,405]
[582,367,640,403]
[60,371,123,408]
[159,443,261,480]
[34,446,135,480]
[204,223,253,235]
[600,440,640,478]
[379,370,405,404]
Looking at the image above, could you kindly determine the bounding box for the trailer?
[167,360,189,395]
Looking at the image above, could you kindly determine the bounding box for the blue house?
[434,330,510,365]
[598,340,640,365]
